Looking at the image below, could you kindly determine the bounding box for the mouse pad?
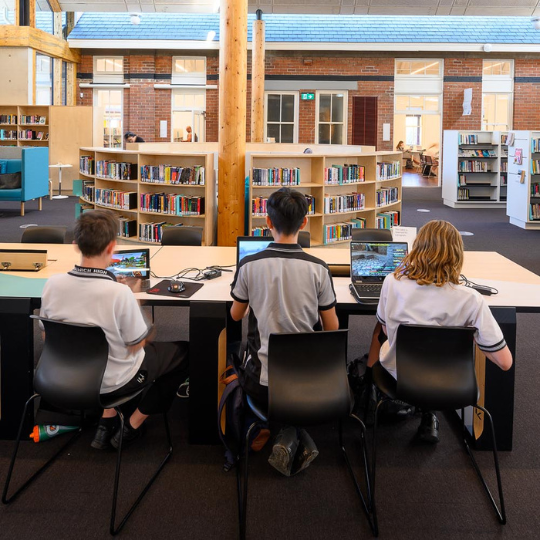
[146,279,204,299]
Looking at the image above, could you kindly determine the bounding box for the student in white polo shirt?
[40,210,189,450]
[370,220,512,443]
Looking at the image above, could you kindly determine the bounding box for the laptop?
[107,248,151,291]
[350,241,408,301]
[236,236,273,265]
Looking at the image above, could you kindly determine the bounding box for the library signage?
[301,93,315,101]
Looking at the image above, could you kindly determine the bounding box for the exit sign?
[301,93,315,100]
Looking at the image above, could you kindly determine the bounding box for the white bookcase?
[506,131,540,230]
[442,130,506,208]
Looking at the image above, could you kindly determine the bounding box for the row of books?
[18,130,48,141]
[458,161,490,173]
[376,211,400,229]
[323,193,365,214]
[458,188,471,201]
[501,162,508,172]
[323,219,366,244]
[458,134,479,145]
[0,130,17,140]
[252,195,315,216]
[96,161,137,181]
[376,161,401,180]
[95,188,137,210]
[376,187,399,207]
[118,217,137,238]
[81,181,95,202]
[531,160,540,175]
[0,115,17,125]
[501,134,509,145]
[140,165,205,185]
[252,167,300,186]
[529,204,540,220]
[251,227,272,237]
[80,155,95,175]
[324,165,365,184]
[531,138,540,153]
[458,150,497,158]
[19,115,46,125]
[140,193,205,215]
[139,223,183,243]
[532,183,540,196]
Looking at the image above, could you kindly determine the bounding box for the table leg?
[52,167,69,200]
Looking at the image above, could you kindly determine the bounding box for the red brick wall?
[514,59,540,129]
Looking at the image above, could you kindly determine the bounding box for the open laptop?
[107,248,151,291]
[236,236,273,265]
[350,241,408,301]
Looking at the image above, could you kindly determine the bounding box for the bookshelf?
[442,130,506,208]
[246,151,402,245]
[506,131,540,230]
[78,148,217,245]
[0,105,93,191]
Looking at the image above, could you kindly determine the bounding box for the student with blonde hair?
[369,220,512,442]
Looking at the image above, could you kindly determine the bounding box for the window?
[483,61,511,77]
[405,115,421,146]
[171,89,206,142]
[94,89,123,148]
[35,54,53,105]
[482,94,511,131]
[172,57,206,85]
[0,1,15,25]
[396,60,441,77]
[93,57,124,84]
[265,92,298,144]
[395,95,440,113]
[317,92,347,145]
[482,60,513,131]
[61,61,67,106]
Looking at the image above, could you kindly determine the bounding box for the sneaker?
[90,421,116,450]
[110,421,146,450]
[290,429,319,476]
[417,412,440,444]
[268,427,299,477]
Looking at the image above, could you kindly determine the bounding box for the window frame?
[395,59,443,78]
[405,114,422,147]
[93,56,124,84]
[315,90,348,145]
[481,60,514,132]
[93,88,124,149]
[172,56,206,86]
[264,91,299,144]
[481,93,513,132]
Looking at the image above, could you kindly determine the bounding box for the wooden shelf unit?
[78,148,216,245]
[246,151,402,245]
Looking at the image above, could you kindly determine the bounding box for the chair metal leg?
[237,421,258,540]
[2,394,82,505]
[462,405,506,524]
[109,411,174,535]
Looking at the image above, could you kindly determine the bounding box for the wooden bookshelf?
[246,151,402,246]
[78,148,217,245]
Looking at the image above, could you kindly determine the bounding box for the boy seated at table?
[367,220,512,443]
[230,187,339,476]
[40,210,189,450]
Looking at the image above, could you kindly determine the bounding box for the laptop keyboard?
[354,284,382,294]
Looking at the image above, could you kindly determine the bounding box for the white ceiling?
[55,0,540,16]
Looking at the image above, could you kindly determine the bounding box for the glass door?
[93,89,123,148]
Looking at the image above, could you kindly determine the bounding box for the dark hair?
[124,132,136,140]
[74,210,119,257]
[267,188,308,236]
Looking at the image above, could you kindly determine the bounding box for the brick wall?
[514,59,540,129]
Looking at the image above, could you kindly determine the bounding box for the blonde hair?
[395,220,463,286]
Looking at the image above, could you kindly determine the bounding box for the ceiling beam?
[48,0,63,12]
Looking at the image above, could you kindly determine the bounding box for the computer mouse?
[168,280,186,293]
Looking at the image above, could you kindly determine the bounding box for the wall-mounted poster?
[514,148,523,165]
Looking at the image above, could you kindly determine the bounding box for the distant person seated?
[124,132,145,145]
[396,141,405,152]
[230,188,339,476]
[183,126,198,142]
[40,210,189,450]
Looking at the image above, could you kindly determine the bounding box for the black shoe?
[268,427,299,477]
[417,413,440,444]
[110,421,145,450]
[291,429,319,476]
[91,422,116,450]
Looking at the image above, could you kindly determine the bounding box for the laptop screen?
[350,241,408,283]
[107,249,151,279]
[236,236,273,265]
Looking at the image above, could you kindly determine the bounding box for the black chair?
[21,226,67,244]
[2,316,173,535]
[161,226,203,246]
[351,228,392,242]
[422,155,433,177]
[371,324,506,532]
[298,230,311,248]
[238,330,376,539]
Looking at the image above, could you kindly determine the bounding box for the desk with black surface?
[1,244,540,450]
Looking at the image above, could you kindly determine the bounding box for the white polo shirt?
[376,274,506,379]
[40,266,150,393]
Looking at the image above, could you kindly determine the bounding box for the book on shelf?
[118,217,137,238]
[458,161,490,173]
[500,162,508,172]
[95,188,137,210]
[532,138,540,153]
[19,115,46,125]
[0,115,17,124]
[252,194,315,216]
[376,211,400,229]
[324,164,365,185]
[80,155,95,175]
[0,129,17,140]
[458,174,467,187]
[376,187,399,207]
[323,218,365,244]
[252,167,300,186]
[139,192,205,216]
[531,160,540,175]
[139,222,184,243]
[531,183,540,196]
[458,134,479,145]
[251,227,273,237]
[530,204,540,220]
[323,193,364,214]
[140,165,205,185]
[96,160,137,180]
[501,134,508,145]
[82,181,95,202]
[458,187,470,201]
[458,150,497,158]
[376,161,401,180]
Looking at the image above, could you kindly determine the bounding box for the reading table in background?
[1,244,540,451]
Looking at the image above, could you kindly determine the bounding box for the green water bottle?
[29,424,78,443]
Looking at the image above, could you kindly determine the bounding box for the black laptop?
[236,236,273,265]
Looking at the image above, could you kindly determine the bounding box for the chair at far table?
[238,330,377,539]
[2,316,174,536]
[298,230,311,248]
[351,228,392,242]
[161,226,203,246]
[371,324,506,533]
[21,226,67,244]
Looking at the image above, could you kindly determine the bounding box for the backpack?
[218,364,270,472]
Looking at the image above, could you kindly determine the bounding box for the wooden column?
[250,11,265,143]
[217,0,248,246]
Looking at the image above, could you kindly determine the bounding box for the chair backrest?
[161,226,203,246]
[351,227,393,242]
[21,226,67,244]
[424,155,433,165]
[268,330,351,426]
[395,324,478,411]
[32,316,109,410]
[298,230,311,248]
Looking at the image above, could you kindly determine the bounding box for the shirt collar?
[267,242,303,251]
[68,265,117,281]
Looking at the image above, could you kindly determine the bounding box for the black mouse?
[168,280,186,293]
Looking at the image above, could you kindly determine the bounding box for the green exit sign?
[301,93,315,101]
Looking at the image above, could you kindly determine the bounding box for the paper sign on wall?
[463,88,472,116]
[392,226,417,251]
